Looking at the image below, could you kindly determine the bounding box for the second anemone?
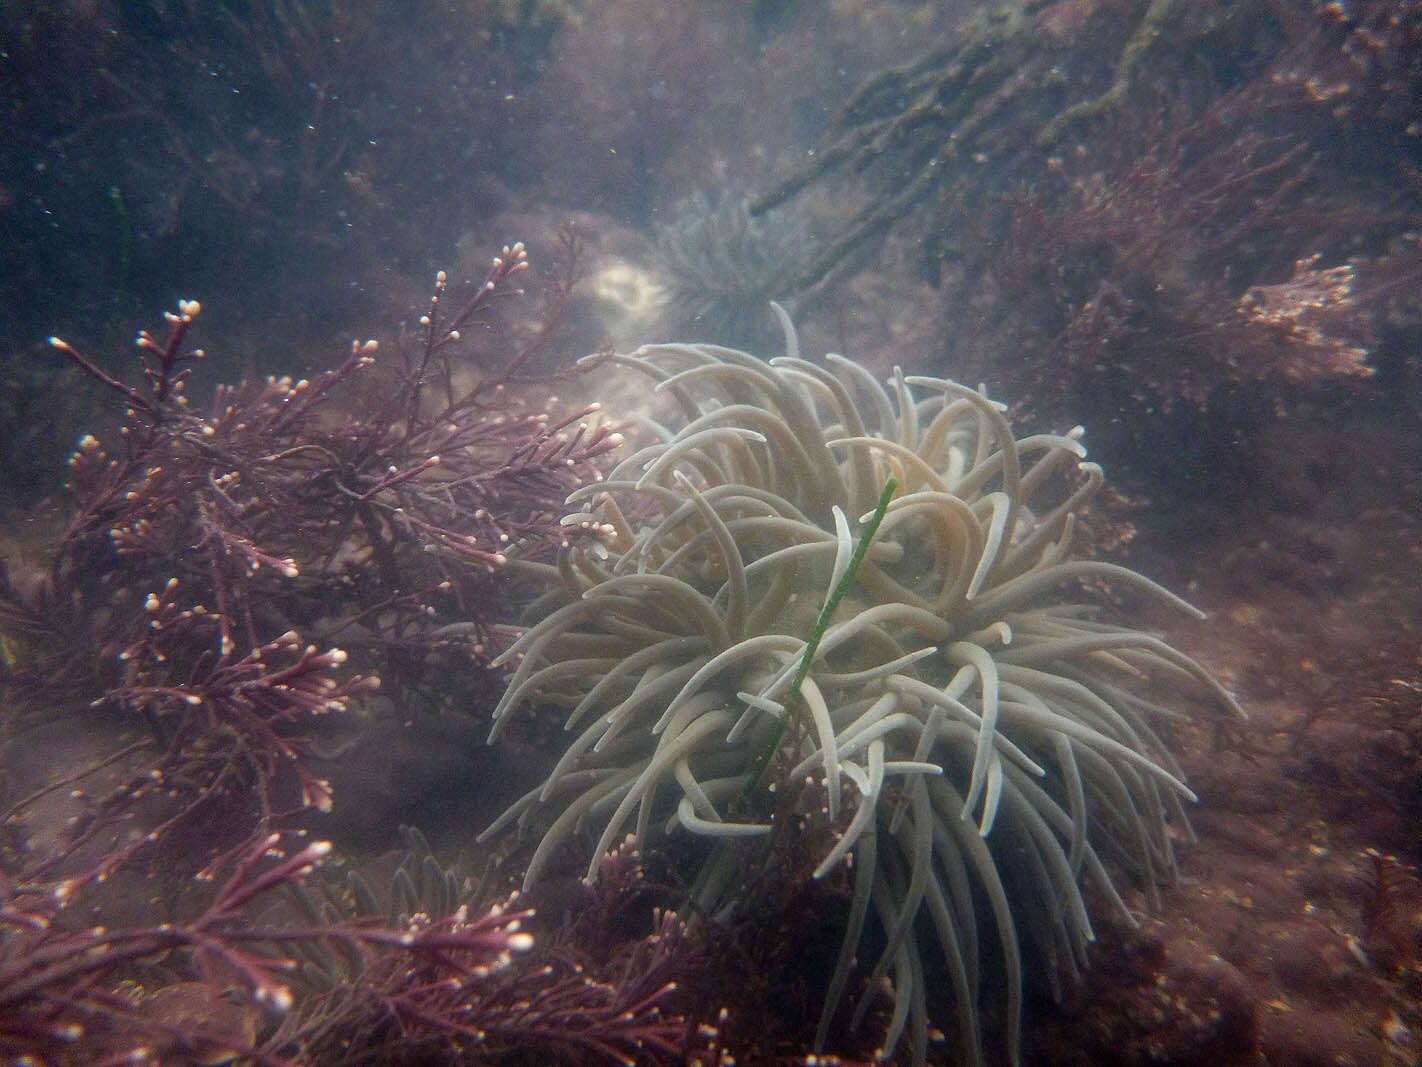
[481,306,1242,1066]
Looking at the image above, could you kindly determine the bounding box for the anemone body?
[652,192,813,351]
[482,307,1241,1066]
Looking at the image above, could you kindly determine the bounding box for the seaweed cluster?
[481,308,1241,1064]
[0,243,722,1064]
[751,0,1421,487]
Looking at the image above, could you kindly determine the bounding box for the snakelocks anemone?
[652,191,815,351]
[481,305,1242,1066]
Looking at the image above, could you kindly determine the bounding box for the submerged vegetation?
[753,0,1420,492]
[0,244,674,1064]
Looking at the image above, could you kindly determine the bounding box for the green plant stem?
[743,477,897,798]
